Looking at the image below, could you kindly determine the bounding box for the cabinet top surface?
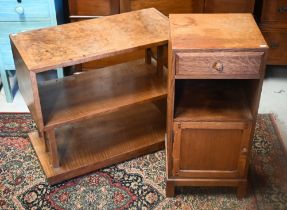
[10,8,168,73]
[169,14,268,51]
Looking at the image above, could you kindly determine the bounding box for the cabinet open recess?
[174,80,253,122]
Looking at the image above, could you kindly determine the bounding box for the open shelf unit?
[11,8,169,184]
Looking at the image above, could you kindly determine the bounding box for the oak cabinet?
[255,0,287,65]
[167,14,268,198]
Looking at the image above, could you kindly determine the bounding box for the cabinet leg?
[145,48,152,64]
[236,181,248,199]
[157,45,163,74]
[166,181,175,197]
[0,70,13,103]
[46,129,60,168]
[44,132,49,152]
[38,130,44,138]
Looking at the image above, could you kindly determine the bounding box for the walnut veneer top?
[169,14,268,50]
[10,8,168,73]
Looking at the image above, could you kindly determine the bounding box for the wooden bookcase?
[10,8,168,184]
[166,14,268,198]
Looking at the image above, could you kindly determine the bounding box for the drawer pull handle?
[15,6,24,15]
[278,6,287,13]
[212,61,224,72]
[241,147,248,154]
[270,43,279,49]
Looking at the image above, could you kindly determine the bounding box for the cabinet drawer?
[120,0,204,15]
[68,0,119,20]
[262,29,287,65]
[0,0,51,21]
[204,0,255,13]
[0,21,51,69]
[0,21,51,43]
[261,0,287,22]
[175,52,264,79]
[172,121,252,178]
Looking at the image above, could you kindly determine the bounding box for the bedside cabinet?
[166,14,268,198]
[255,0,287,65]
[0,0,64,102]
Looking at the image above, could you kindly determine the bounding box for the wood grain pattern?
[174,80,253,122]
[11,42,44,132]
[175,52,263,79]
[29,103,165,184]
[10,8,169,73]
[39,59,167,129]
[173,121,251,178]
[169,14,268,51]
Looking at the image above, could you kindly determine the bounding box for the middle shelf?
[38,59,167,129]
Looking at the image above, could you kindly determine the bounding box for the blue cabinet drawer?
[0,21,52,43]
[0,21,52,69]
[0,0,51,21]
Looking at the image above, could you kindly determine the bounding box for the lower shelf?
[29,103,165,184]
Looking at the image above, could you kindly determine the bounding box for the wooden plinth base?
[29,103,165,184]
[166,178,248,199]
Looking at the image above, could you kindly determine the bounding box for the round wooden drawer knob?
[241,147,248,154]
[15,6,24,15]
[212,61,224,72]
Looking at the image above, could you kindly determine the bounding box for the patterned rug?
[0,113,287,209]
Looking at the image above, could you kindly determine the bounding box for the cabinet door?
[68,0,119,21]
[120,0,204,15]
[172,121,252,178]
[204,0,255,13]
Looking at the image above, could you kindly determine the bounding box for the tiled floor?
[1,67,287,147]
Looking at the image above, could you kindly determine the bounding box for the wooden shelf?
[29,103,165,184]
[39,59,167,129]
[174,80,253,122]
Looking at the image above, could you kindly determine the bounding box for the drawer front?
[261,0,287,22]
[262,29,287,65]
[120,0,204,15]
[172,121,252,179]
[204,0,255,13]
[0,0,51,21]
[175,52,264,79]
[0,21,51,69]
[68,0,119,21]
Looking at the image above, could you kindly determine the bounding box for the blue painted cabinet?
[0,0,64,102]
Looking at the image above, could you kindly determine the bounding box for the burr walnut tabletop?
[169,13,267,50]
[10,8,168,73]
